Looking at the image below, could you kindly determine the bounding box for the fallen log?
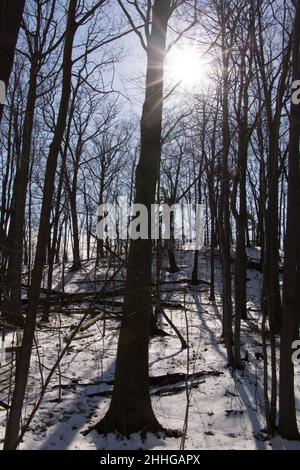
[87,371,217,398]
[148,369,223,387]
[86,381,206,399]
[152,380,205,396]
[71,278,210,287]
[70,333,95,341]
[54,369,224,392]
[154,278,210,286]
[22,295,184,311]
[64,312,105,342]
[160,301,184,310]
[76,312,105,332]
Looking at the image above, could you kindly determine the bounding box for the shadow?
[189,288,227,363]
[232,367,267,450]
[187,251,270,449]
[35,334,116,450]
[149,348,184,368]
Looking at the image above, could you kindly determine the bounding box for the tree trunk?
[191,249,199,285]
[209,206,215,301]
[41,167,64,323]
[279,0,300,440]
[192,163,203,285]
[167,211,180,273]
[93,0,171,436]
[4,0,78,449]
[233,125,248,368]
[0,0,25,122]
[2,53,39,325]
[218,32,233,366]
[233,68,251,367]
[69,188,82,271]
[234,127,248,326]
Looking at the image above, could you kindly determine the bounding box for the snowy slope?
[1,249,299,450]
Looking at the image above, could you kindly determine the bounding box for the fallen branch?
[22,294,184,311]
[64,312,105,342]
[57,369,224,393]
[15,257,127,448]
[161,310,187,349]
[152,380,205,396]
[0,400,10,410]
[148,370,223,387]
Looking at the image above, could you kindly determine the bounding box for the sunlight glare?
[167,48,210,93]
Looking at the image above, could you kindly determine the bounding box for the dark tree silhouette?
[0,0,25,123]
[279,0,300,441]
[93,0,172,436]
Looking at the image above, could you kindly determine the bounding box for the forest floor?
[0,248,300,450]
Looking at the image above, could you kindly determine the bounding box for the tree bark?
[4,0,78,449]
[2,53,39,325]
[279,0,300,441]
[0,0,25,123]
[93,0,171,436]
[218,19,233,366]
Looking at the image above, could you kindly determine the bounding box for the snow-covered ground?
[1,249,299,450]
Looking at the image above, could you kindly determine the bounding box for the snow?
[1,248,299,450]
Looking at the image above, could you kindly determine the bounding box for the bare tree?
[93,0,173,436]
[3,0,62,325]
[279,0,300,441]
[4,0,81,449]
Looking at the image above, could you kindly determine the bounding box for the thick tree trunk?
[259,30,292,338]
[218,39,233,366]
[93,0,171,436]
[234,130,248,326]
[233,139,247,369]
[233,82,250,368]
[263,131,282,334]
[279,0,300,441]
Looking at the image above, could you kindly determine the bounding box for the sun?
[166,47,210,93]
